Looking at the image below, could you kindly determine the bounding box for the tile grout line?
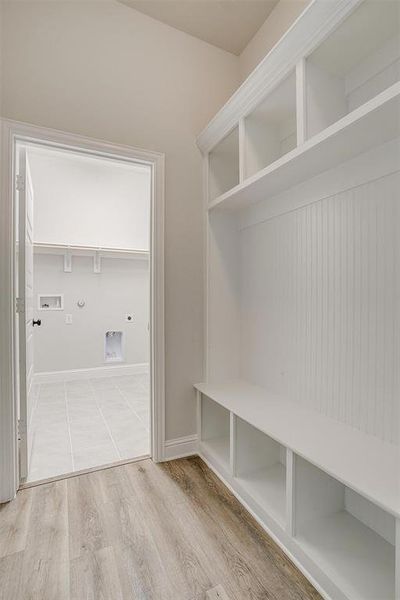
[115,381,150,432]
[88,379,122,461]
[64,381,75,471]
[64,381,76,472]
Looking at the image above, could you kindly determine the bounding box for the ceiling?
[118,0,279,55]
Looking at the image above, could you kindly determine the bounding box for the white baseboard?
[33,363,149,384]
[163,434,198,461]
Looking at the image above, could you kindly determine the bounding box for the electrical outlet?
[65,314,73,324]
[125,314,134,323]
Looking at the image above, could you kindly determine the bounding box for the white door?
[17,147,35,480]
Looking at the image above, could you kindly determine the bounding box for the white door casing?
[17,146,35,480]
[0,119,165,502]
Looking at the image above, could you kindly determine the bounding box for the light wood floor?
[0,457,321,600]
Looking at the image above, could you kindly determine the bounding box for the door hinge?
[16,297,25,313]
[16,174,25,192]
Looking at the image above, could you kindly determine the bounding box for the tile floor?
[27,373,150,482]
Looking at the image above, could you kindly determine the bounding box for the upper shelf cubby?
[306,0,400,138]
[244,71,297,179]
[208,126,240,201]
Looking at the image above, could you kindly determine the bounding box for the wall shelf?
[34,242,149,273]
[34,242,149,260]
[209,83,400,212]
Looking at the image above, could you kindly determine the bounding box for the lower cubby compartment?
[294,456,396,600]
[234,418,286,527]
[200,395,230,470]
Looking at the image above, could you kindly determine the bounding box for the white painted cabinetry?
[195,1,400,598]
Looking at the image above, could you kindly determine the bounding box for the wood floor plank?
[67,470,112,560]
[0,456,322,600]
[0,552,24,600]
[70,546,124,600]
[0,488,32,558]
[123,461,212,599]
[206,585,231,600]
[162,458,321,600]
[10,481,70,600]
[104,490,176,599]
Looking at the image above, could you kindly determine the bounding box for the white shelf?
[297,511,395,600]
[194,380,399,518]
[209,83,400,212]
[34,242,149,260]
[236,464,286,527]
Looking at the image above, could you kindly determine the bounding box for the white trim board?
[0,119,165,502]
[33,363,149,384]
[163,434,198,461]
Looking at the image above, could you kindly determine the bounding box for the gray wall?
[0,0,239,440]
[33,254,149,373]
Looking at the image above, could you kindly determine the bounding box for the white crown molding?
[196,0,362,154]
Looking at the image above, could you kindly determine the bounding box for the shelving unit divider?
[196,389,201,442]
[238,118,246,185]
[230,412,237,476]
[296,58,307,145]
[286,449,295,537]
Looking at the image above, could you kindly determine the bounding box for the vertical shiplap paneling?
[240,171,399,444]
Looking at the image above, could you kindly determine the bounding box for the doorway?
[2,123,165,492]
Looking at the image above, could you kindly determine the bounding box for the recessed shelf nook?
[200,395,230,471]
[306,0,400,138]
[234,418,286,527]
[295,457,396,600]
[244,71,297,178]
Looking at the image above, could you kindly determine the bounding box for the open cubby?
[200,395,230,470]
[294,456,396,600]
[234,418,286,526]
[306,0,400,138]
[208,127,239,201]
[244,71,297,178]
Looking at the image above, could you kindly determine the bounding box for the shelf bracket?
[93,250,101,274]
[64,249,72,273]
